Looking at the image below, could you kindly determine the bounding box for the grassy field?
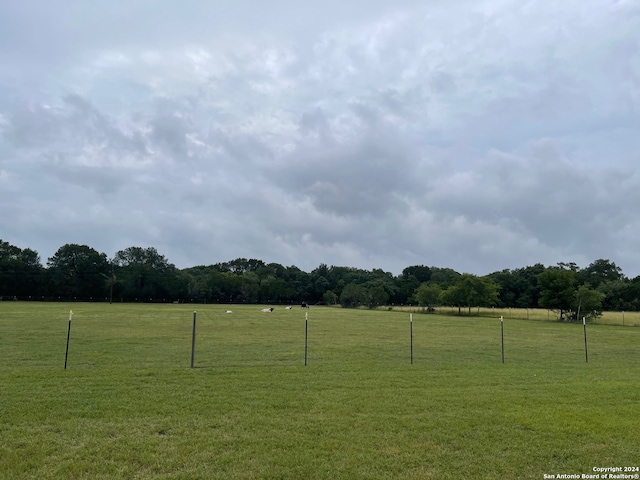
[1,302,639,479]
[392,305,640,326]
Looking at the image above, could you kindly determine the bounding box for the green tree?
[599,279,640,311]
[537,267,576,321]
[221,258,265,274]
[414,283,442,312]
[402,265,432,283]
[489,264,544,308]
[366,284,390,308]
[576,259,624,289]
[206,269,242,303]
[47,244,109,299]
[239,272,260,303]
[429,267,461,288]
[313,276,330,299]
[112,246,183,301]
[283,265,312,303]
[340,283,367,308]
[259,275,291,303]
[0,240,44,298]
[394,273,420,305]
[573,284,605,322]
[322,290,338,305]
[439,274,499,315]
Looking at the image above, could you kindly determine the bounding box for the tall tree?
[340,283,368,308]
[112,246,183,301]
[365,283,390,308]
[576,259,624,289]
[0,240,44,298]
[429,267,461,288]
[394,273,421,305]
[414,283,442,311]
[537,267,576,321]
[440,274,499,315]
[490,264,545,308]
[47,244,109,299]
[239,271,260,303]
[573,284,605,322]
[402,265,432,283]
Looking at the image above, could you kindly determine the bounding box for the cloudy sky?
[1,0,639,277]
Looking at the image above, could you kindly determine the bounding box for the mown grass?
[1,302,639,479]
[392,305,640,326]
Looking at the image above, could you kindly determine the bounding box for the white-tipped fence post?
[410,313,413,365]
[304,312,308,366]
[500,316,504,364]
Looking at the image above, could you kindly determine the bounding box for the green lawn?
[1,302,638,479]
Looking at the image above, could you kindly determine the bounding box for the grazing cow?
[226,310,233,314]
[285,306,293,310]
[261,307,274,313]
[301,302,309,309]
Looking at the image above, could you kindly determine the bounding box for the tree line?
[2,239,640,319]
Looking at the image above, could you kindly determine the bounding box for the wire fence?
[386,305,640,326]
[3,303,639,370]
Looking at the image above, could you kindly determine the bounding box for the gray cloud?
[2,0,640,276]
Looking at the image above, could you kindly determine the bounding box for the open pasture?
[391,305,640,326]
[1,302,639,479]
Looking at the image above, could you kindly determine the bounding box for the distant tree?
[322,290,338,305]
[414,283,442,312]
[394,274,421,305]
[47,244,109,299]
[513,264,545,308]
[576,259,624,289]
[206,269,242,303]
[340,283,367,308]
[181,265,216,302]
[599,279,640,311]
[402,265,432,283]
[302,264,331,303]
[239,271,259,303]
[572,284,605,322]
[6,234,640,312]
[366,283,390,308]
[440,274,499,315]
[313,263,329,276]
[429,267,461,288]
[103,267,117,304]
[489,264,545,308]
[222,258,266,274]
[0,240,45,298]
[258,275,291,303]
[113,246,175,270]
[537,267,576,321]
[488,269,516,307]
[112,246,183,301]
[283,265,312,302]
[363,273,395,308]
[313,276,330,299]
[557,261,580,272]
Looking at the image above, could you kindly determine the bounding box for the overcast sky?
[1,0,639,277]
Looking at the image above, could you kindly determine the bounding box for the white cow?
[225,310,233,314]
[285,306,293,310]
[261,307,274,313]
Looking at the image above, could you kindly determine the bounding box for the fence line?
[385,306,640,326]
